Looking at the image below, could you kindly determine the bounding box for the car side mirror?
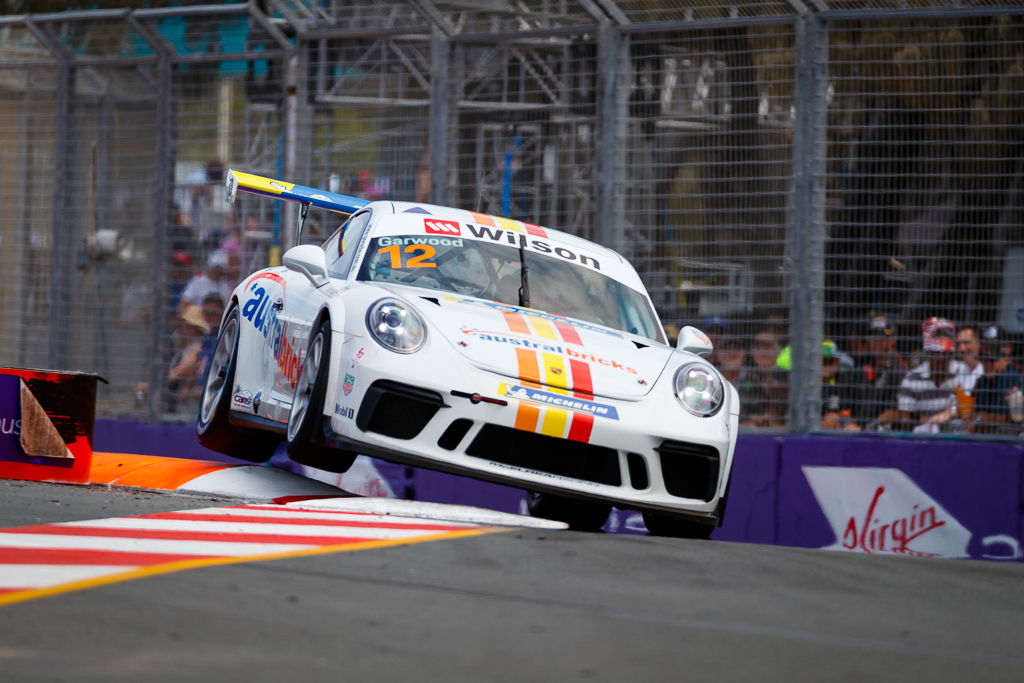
[677,325,713,358]
[283,244,330,288]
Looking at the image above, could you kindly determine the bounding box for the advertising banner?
[777,436,1023,561]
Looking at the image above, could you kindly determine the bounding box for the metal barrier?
[0,1,1021,443]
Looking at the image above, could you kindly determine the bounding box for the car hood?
[408,292,673,399]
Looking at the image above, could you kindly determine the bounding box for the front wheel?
[285,320,356,473]
[197,306,279,461]
[526,491,611,532]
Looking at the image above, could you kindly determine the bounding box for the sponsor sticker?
[464,330,637,375]
[424,218,461,236]
[342,374,356,396]
[232,391,254,411]
[334,404,355,419]
[463,224,601,271]
[503,384,618,420]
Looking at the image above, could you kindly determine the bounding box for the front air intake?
[656,441,719,501]
[356,380,445,440]
[466,424,620,486]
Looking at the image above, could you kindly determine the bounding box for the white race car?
[198,170,739,536]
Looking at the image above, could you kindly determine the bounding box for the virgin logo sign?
[803,467,971,558]
[840,485,945,555]
[424,219,460,236]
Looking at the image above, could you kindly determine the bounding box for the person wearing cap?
[166,305,210,415]
[914,324,988,430]
[178,249,235,317]
[776,339,860,430]
[854,315,908,428]
[972,326,1023,433]
[876,317,956,433]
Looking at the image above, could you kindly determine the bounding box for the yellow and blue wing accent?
[225,169,371,215]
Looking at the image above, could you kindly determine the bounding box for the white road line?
[171,506,479,527]
[0,533,312,557]
[0,564,136,588]
[56,518,446,539]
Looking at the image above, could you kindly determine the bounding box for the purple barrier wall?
[715,435,780,545]
[93,419,1023,560]
[95,418,237,463]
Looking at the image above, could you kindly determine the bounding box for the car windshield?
[356,234,663,341]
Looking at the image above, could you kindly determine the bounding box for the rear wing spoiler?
[225,169,370,215]
[225,169,371,245]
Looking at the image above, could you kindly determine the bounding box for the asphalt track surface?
[2,479,1023,682]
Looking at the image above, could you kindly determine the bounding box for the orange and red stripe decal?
[555,321,582,346]
[568,359,593,397]
[503,307,601,444]
[521,222,547,238]
[566,412,594,443]
[514,402,541,432]
[503,311,585,348]
[503,311,531,336]
[514,348,542,387]
[469,211,496,227]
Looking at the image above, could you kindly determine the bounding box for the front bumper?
[327,333,738,520]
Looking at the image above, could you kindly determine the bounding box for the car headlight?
[366,298,425,353]
[673,362,724,417]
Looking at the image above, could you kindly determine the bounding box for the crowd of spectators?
[689,313,1022,436]
[135,160,246,417]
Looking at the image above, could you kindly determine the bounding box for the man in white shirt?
[877,317,956,432]
[949,325,985,395]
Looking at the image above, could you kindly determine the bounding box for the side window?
[321,229,342,268]
[327,210,372,279]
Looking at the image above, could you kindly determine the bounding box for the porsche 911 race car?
[198,170,739,536]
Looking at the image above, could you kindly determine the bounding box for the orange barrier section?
[90,452,233,491]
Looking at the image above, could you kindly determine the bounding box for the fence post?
[126,12,175,422]
[25,19,72,371]
[596,23,622,254]
[429,26,450,206]
[151,48,174,421]
[281,51,300,257]
[788,12,828,433]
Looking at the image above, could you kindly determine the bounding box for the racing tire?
[286,320,357,474]
[526,491,611,532]
[642,512,715,539]
[197,305,279,462]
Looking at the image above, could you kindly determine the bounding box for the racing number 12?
[377,244,437,269]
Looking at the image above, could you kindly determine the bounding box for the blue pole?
[501,149,513,217]
[501,130,523,217]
